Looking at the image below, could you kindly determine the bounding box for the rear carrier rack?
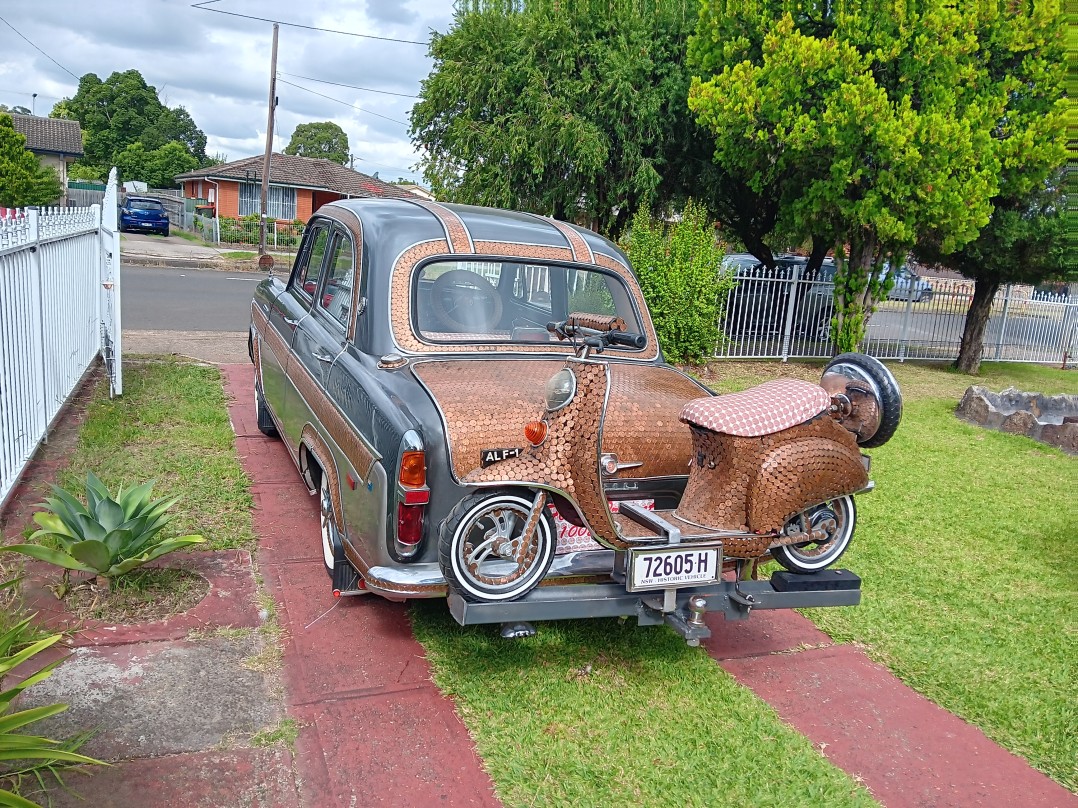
[448,568,861,646]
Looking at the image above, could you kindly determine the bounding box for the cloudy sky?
[0,0,456,183]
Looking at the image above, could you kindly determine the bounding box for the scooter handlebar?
[607,330,646,349]
[546,320,646,349]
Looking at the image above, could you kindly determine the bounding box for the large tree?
[284,121,349,165]
[411,0,722,237]
[689,3,1009,351]
[915,4,1066,374]
[51,69,209,181]
[0,113,62,207]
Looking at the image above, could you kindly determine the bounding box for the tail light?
[395,448,428,556]
[397,503,424,545]
[400,451,426,488]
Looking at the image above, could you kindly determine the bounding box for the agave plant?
[0,583,104,807]
[1,474,205,581]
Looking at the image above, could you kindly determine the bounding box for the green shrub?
[621,200,734,364]
[1,474,204,582]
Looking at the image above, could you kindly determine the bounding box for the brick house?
[9,114,84,206]
[175,153,417,223]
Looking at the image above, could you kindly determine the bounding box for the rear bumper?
[449,569,861,644]
[121,217,168,231]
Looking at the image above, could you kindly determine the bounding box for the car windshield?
[414,260,643,345]
[128,200,163,211]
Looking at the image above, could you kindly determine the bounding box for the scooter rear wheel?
[439,491,556,602]
[770,496,856,573]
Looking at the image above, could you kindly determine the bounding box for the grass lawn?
[54,359,254,550]
[221,250,257,260]
[413,606,876,807]
[414,359,1076,803]
[170,229,205,244]
[711,360,1077,791]
[811,364,1075,792]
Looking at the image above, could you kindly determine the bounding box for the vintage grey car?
[250,198,881,642]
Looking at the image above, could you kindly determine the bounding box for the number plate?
[627,545,721,592]
[480,447,522,467]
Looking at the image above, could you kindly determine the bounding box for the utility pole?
[258,23,279,257]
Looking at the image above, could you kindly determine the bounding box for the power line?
[277,72,419,99]
[276,77,408,126]
[351,154,423,179]
[0,15,79,80]
[190,1,428,46]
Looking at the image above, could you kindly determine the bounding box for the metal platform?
[448,569,861,646]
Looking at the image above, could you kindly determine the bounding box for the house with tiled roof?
[175,153,419,223]
[9,113,84,205]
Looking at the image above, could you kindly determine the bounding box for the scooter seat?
[680,379,832,437]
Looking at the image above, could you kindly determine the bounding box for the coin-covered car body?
[250,199,901,643]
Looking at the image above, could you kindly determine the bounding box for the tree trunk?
[954,278,1001,374]
[805,234,830,276]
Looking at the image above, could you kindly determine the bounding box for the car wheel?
[254,382,279,438]
[918,289,932,303]
[439,490,556,603]
[319,472,365,594]
[823,353,903,448]
[771,496,856,574]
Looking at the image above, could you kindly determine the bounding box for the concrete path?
[222,363,501,807]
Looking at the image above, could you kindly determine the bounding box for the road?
[122,266,262,332]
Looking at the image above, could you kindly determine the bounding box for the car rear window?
[128,200,163,211]
[413,260,643,346]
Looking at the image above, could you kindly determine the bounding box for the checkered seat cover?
[680,379,832,437]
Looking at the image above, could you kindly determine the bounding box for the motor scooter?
[437,314,902,606]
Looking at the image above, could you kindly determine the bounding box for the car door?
[289,224,355,445]
[264,221,333,446]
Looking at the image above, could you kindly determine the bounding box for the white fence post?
[27,209,50,441]
[897,291,915,362]
[778,264,801,363]
[994,284,1013,361]
[97,168,122,396]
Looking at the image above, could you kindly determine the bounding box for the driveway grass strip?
[712,361,1076,791]
[411,606,876,808]
[58,359,254,550]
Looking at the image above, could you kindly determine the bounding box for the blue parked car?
[119,196,169,236]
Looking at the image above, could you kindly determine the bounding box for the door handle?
[313,351,334,364]
[283,317,299,328]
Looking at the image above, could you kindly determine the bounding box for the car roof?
[126,196,161,202]
[321,198,623,265]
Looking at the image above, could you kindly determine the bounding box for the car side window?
[293,225,331,301]
[317,231,356,328]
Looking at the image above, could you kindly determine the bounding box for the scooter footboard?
[748,435,868,532]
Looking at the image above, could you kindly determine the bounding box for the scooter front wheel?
[439,491,557,602]
[770,496,856,573]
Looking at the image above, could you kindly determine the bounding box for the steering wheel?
[429,270,503,332]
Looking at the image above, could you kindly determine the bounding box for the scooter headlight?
[545,368,576,412]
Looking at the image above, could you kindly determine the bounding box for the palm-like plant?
[0,581,104,807]
[1,474,205,581]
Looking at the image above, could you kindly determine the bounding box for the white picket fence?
[717,265,1077,365]
[0,169,122,508]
